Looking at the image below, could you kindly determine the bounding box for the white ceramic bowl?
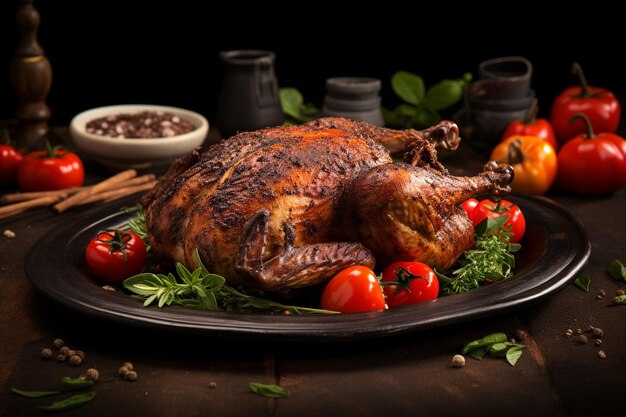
[70,104,209,171]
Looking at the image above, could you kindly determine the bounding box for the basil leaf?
[279,88,306,121]
[488,342,509,357]
[608,260,626,282]
[461,332,507,354]
[506,345,523,366]
[39,392,96,412]
[11,388,60,398]
[249,382,290,398]
[412,106,441,128]
[573,273,591,292]
[391,71,424,105]
[470,346,489,360]
[382,106,402,127]
[425,80,463,111]
[61,377,93,390]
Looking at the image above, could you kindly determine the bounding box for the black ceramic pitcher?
[216,50,285,138]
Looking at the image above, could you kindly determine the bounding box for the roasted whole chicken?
[142,118,513,292]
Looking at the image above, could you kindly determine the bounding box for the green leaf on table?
[470,346,489,360]
[391,71,425,105]
[505,345,524,366]
[461,332,508,354]
[425,80,463,111]
[488,342,510,357]
[573,273,591,292]
[11,388,60,398]
[61,377,93,390]
[608,260,626,282]
[249,382,290,398]
[39,392,96,412]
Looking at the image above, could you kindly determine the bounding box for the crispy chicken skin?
[142,118,512,292]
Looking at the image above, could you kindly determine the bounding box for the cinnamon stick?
[1,186,88,204]
[0,194,67,219]
[81,180,158,205]
[53,169,137,213]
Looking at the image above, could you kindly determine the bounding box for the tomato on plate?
[17,142,84,192]
[468,199,526,243]
[380,262,439,308]
[85,229,147,285]
[321,266,386,313]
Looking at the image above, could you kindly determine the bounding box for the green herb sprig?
[12,377,96,412]
[573,273,591,292]
[279,87,319,125]
[123,250,337,315]
[461,332,524,366]
[122,205,150,251]
[249,382,290,398]
[608,259,626,282]
[383,71,472,129]
[437,216,521,295]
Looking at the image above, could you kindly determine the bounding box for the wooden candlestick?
[9,0,52,150]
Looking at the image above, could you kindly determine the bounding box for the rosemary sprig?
[121,205,150,251]
[437,216,521,295]
[123,250,338,315]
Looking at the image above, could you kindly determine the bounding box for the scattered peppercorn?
[594,339,603,346]
[598,350,606,359]
[209,381,217,389]
[74,350,85,360]
[57,354,67,362]
[592,328,604,339]
[586,326,594,333]
[599,289,606,296]
[40,348,53,360]
[59,346,70,356]
[565,329,573,337]
[83,368,100,382]
[122,362,134,371]
[617,289,625,296]
[68,355,82,366]
[575,328,582,335]
[52,339,65,350]
[3,229,16,238]
[576,335,588,344]
[102,285,115,292]
[514,329,527,341]
[124,371,138,382]
[118,366,130,377]
[67,350,76,357]
[451,354,466,368]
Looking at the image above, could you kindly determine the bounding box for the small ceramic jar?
[321,77,384,126]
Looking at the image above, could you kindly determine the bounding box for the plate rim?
[25,194,590,341]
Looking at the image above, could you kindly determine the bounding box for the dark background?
[1,2,624,126]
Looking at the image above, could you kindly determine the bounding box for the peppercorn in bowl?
[70,104,209,172]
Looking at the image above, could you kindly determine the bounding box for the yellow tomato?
[490,135,557,195]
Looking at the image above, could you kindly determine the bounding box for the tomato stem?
[523,99,538,125]
[568,113,595,140]
[572,63,592,98]
[97,229,131,261]
[507,138,526,165]
[380,267,428,294]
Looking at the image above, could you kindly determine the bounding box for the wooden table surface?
[0,128,625,417]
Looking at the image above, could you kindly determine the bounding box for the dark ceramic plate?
[26,195,590,341]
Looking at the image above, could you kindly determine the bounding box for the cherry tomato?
[470,199,526,243]
[17,142,84,192]
[321,266,386,313]
[0,144,23,185]
[502,102,558,150]
[556,113,626,195]
[381,262,439,308]
[85,229,147,285]
[490,135,557,195]
[460,198,479,217]
[550,63,621,144]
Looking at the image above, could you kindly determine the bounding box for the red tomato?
[460,198,479,217]
[503,118,558,151]
[17,146,84,192]
[556,113,626,195]
[550,63,621,144]
[321,266,386,313]
[0,144,23,185]
[380,262,439,307]
[470,199,526,243]
[85,229,147,285]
